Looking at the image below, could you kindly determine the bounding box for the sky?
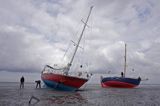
[0,0,160,84]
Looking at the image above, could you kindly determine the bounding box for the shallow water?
[0,82,160,106]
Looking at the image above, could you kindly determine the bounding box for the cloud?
[0,0,160,83]
[0,25,65,72]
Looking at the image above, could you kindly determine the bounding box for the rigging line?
[61,41,72,62]
[63,18,83,64]
[81,12,93,71]
[71,19,82,42]
[76,23,90,72]
[77,35,85,68]
[85,12,93,71]
[61,25,84,63]
[78,9,94,69]
[64,6,93,75]
[62,17,83,63]
[69,6,93,67]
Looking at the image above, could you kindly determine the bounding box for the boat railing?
[42,65,92,79]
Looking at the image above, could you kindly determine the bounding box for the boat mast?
[66,6,93,73]
[124,43,127,77]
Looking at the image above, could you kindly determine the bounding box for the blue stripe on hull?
[43,80,78,91]
[101,77,141,85]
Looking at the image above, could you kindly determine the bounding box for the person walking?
[20,76,25,89]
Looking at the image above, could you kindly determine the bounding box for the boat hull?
[41,73,88,91]
[101,77,141,88]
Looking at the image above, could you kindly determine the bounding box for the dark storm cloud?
[0,0,160,83]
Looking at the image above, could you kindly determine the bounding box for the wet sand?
[0,82,160,106]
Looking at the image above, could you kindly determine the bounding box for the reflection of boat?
[101,44,141,88]
[41,6,93,91]
[47,93,87,104]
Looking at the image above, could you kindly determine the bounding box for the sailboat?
[41,6,93,91]
[101,43,141,88]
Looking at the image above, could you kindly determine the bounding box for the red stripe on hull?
[101,81,138,88]
[41,73,88,88]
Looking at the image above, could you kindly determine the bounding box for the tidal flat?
[0,82,160,106]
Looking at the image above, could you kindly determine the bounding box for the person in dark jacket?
[121,72,124,77]
[35,80,41,88]
[20,76,25,89]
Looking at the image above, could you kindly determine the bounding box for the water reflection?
[45,93,87,104]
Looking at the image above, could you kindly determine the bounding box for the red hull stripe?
[41,73,88,88]
[101,81,137,88]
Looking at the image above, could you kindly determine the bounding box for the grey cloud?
[0,0,160,83]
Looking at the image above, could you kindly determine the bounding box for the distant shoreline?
[0,81,35,83]
[0,81,160,85]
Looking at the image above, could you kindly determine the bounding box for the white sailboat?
[41,6,93,91]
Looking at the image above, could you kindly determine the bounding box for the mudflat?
[0,82,159,106]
